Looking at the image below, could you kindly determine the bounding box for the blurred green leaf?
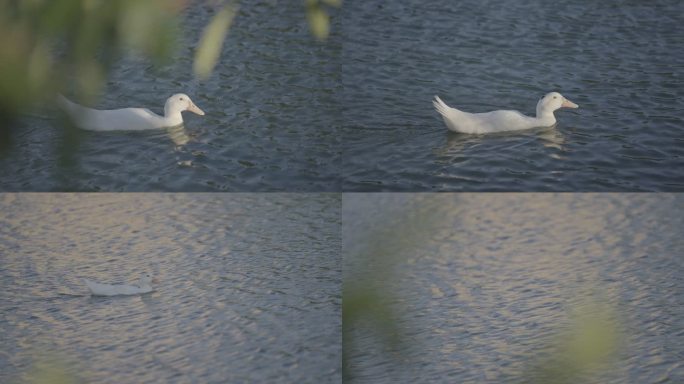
[322,0,342,6]
[75,59,104,101]
[307,6,330,40]
[0,0,341,143]
[306,0,340,40]
[527,300,621,384]
[27,42,52,95]
[193,3,238,80]
[21,352,80,384]
[0,0,181,122]
[343,196,450,381]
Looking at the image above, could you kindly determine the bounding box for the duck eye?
[180,97,184,101]
[553,96,557,99]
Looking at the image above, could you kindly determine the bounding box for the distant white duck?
[58,93,205,131]
[433,92,578,134]
[84,273,158,296]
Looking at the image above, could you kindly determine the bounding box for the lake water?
[342,0,684,191]
[0,3,340,191]
[344,193,684,383]
[0,193,341,383]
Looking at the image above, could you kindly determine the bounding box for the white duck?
[84,273,158,296]
[58,93,205,131]
[433,92,578,134]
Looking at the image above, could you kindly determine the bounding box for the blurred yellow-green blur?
[0,0,339,123]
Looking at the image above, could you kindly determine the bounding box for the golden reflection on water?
[538,126,566,152]
[166,125,191,146]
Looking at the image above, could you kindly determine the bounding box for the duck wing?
[469,110,538,132]
[78,107,166,131]
[57,95,166,131]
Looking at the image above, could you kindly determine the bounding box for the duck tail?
[56,93,79,115]
[433,95,451,118]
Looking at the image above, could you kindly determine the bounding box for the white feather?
[433,92,578,134]
[84,274,156,296]
[57,93,205,131]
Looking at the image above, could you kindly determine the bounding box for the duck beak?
[561,98,579,109]
[188,100,205,116]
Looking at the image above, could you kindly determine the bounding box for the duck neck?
[164,105,181,119]
[536,106,556,123]
[163,105,184,126]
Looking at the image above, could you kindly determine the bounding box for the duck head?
[164,93,205,117]
[536,92,578,118]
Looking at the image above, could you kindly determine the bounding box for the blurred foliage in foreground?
[0,0,182,119]
[0,0,340,124]
[343,195,450,380]
[343,195,622,383]
[527,299,621,384]
[18,354,80,384]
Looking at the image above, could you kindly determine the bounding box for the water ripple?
[345,194,684,383]
[0,193,341,383]
[0,4,341,191]
[342,0,684,191]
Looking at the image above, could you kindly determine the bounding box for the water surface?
[342,0,684,191]
[0,193,341,383]
[0,3,340,191]
[344,193,684,383]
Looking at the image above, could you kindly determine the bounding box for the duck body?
[433,92,578,134]
[58,93,205,131]
[84,274,157,296]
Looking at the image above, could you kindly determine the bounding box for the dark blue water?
[0,3,340,191]
[0,193,341,383]
[344,193,684,383]
[342,0,684,191]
